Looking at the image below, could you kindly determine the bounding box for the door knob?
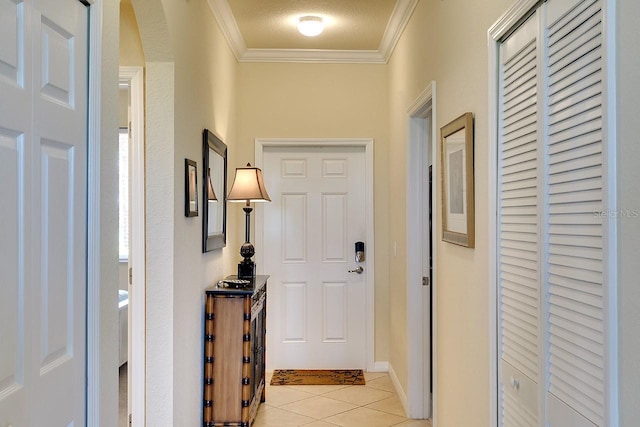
[348,266,364,274]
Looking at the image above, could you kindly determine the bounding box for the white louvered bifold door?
[498,13,541,427]
[544,0,605,425]
[497,0,610,426]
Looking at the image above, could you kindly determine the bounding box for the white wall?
[616,0,640,424]
[118,85,130,292]
[95,0,120,424]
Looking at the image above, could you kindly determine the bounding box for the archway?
[126,0,175,425]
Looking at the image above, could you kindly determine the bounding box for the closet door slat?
[545,0,605,425]
[498,13,541,426]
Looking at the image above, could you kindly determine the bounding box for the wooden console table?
[203,275,268,427]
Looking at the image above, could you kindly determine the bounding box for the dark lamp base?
[237,260,255,280]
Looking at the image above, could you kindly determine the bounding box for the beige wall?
[123,0,238,424]
[158,0,239,424]
[236,63,391,362]
[119,1,144,67]
[387,0,513,424]
[388,0,639,425]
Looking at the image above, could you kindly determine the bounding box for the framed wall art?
[440,112,474,248]
[185,158,199,217]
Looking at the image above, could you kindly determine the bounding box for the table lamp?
[227,163,271,279]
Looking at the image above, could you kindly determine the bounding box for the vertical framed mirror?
[202,129,227,252]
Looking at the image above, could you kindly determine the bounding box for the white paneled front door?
[263,145,367,369]
[0,0,88,425]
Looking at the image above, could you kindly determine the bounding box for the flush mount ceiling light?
[297,16,324,37]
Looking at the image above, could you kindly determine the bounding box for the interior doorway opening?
[406,82,437,420]
[118,66,145,427]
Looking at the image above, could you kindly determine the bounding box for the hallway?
[253,372,431,427]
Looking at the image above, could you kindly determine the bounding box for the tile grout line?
[256,373,432,427]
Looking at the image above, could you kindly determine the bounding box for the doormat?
[270,369,365,386]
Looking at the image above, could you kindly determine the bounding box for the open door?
[0,0,89,424]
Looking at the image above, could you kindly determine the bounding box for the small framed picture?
[185,158,198,217]
[441,112,474,247]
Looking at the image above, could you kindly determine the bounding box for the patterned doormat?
[270,369,365,386]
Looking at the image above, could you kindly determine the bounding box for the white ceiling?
[207,0,419,63]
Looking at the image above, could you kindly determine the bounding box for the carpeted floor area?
[270,369,366,386]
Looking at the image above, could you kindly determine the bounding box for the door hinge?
[422,276,429,286]
[129,267,133,285]
[129,413,132,425]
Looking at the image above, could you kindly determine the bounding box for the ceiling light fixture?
[297,16,324,37]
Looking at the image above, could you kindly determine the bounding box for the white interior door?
[263,145,367,369]
[0,0,88,425]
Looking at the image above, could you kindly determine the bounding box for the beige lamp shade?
[227,163,271,203]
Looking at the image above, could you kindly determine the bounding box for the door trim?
[406,82,436,420]
[255,138,376,372]
[120,66,146,427]
[86,0,104,424]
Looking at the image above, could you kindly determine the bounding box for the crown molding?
[239,48,386,64]
[379,0,419,60]
[207,0,417,64]
[488,0,539,41]
[207,0,247,61]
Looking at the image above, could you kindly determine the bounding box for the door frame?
[254,138,376,372]
[119,66,146,427]
[86,0,110,424]
[406,82,437,420]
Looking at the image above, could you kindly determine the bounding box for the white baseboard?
[370,361,389,372]
[388,363,409,417]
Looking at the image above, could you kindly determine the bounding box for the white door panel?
[0,1,32,425]
[264,146,366,369]
[0,0,88,425]
[0,130,29,427]
[0,0,26,87]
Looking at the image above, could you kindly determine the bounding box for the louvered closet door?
[498,0,609,426]
[497,12,541,427]
[544,0,605,425]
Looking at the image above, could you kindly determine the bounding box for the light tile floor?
[253,372,432,427]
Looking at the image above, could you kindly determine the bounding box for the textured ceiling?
[228,0,397,51]
[208,0,419,63]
